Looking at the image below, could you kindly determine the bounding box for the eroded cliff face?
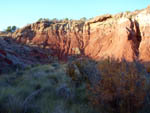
[12,6,150,62]
[12,20,84,59]
[84,16,139,61]
[136,6,150,62]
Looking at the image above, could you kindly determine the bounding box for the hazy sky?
[0,0,150,30]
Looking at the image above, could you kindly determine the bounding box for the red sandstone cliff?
[11,6,150,62]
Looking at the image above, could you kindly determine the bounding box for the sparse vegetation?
[37,18,50,22]
[126,11,131,14]
[5,26,17,33]
[0,57,150,113]
[88,59,150,113]
[0,63,97,113]
[37,18,43,22]
[36,17,87,25]
[80,17,87,21]
[66,58,150,113]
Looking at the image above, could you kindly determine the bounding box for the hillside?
[0,6,150,113]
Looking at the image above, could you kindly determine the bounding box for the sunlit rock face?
[135,6,150,62]
[11,6,150,62]
[12,20,84,60]
[83,17,139,61]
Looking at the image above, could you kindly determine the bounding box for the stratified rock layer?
[11,6,150,62]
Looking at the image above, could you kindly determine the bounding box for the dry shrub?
[67,58,100,86]
[88,59,149,113]
[144,63,150,74]
[66,59,89,84]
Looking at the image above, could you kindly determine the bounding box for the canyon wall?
[11,6,150,62]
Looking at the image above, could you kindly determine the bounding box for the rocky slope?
[0,36,53,73]
[10,6,150,62]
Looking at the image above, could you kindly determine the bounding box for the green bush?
[5,26,17,33]
[6,26,12,33]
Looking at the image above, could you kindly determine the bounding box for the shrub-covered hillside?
[0,59,150,113]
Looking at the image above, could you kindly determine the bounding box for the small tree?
[6,26,12,33]
[38,18,43,22]
[80,17,87,21]
[64,18,69,21]
[52,18,58,23]
[12,26,16,32]
[5,26,17,33]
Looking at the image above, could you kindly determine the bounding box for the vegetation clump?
[88,59,150,113]
[5,26,17,33]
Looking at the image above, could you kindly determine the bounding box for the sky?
[0,0,150,30]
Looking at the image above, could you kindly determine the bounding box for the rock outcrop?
[12,20,85,60]
[8,6,150,62]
